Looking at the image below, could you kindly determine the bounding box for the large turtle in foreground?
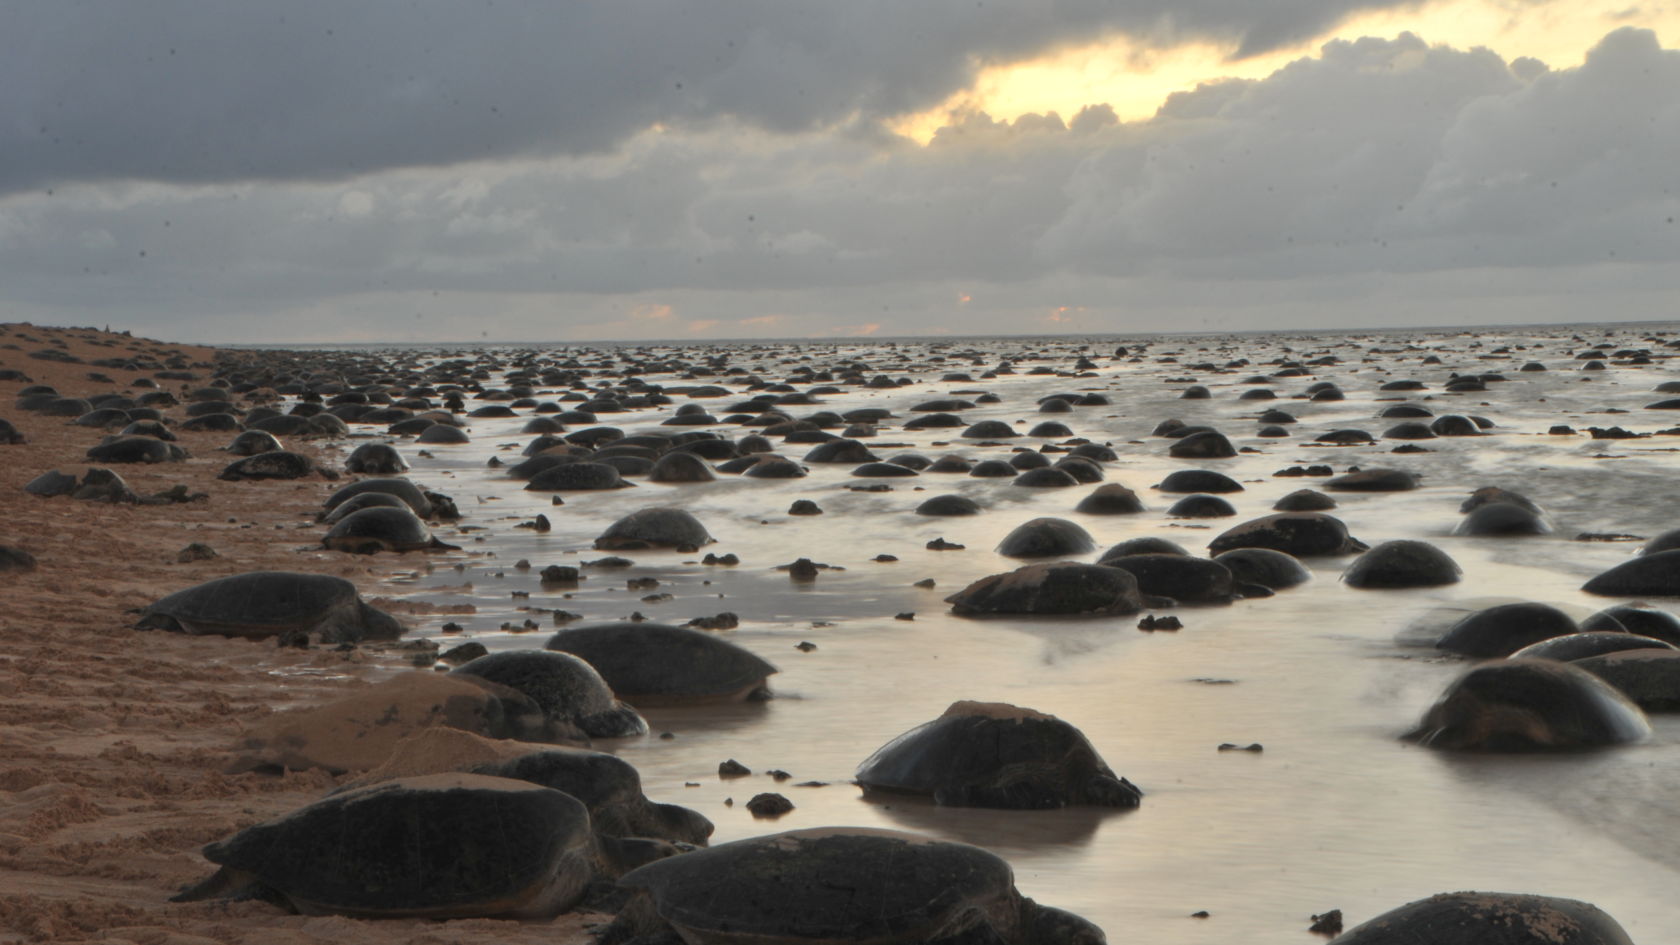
[134,571,403,643]
[546,622,776,705]
[1331,890,1633,944]
[174,773,646,919]
[856,701,1142,809]
[603,828,1105,945]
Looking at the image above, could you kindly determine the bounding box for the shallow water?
[327,326,1680,941]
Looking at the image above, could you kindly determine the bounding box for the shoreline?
[0,323,592,944]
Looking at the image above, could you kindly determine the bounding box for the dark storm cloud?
[1,0,1407,195]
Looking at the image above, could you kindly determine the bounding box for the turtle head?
[357,602,406,642]
[1019,899,1106,945]
[1083,774,1143,809]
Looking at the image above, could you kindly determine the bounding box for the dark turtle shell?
[1510,632,1674,662]
[86,435,183,464]
[607,828,1105,945]
[321,491,412,524]
[1213,548,1311,590]
[323,506,453,553]
[1075,483,1143,514]
[647,451,715,483]
[1100,553,1233,604]
[184,774,599,919]
[1208,512,1367,557]
[525,461,630,491]
[594,507,714,550]
[1436,602,1578,658]
[996,518,1095,558]
[1342,540,1461,589]
[220,450,316,481]
[1583,550,1680,597]
[452,650,647,738]
[1404,659,1650,751]
[1333,891,1633,945]
[224,430,283,456]
[323,478,433,518]
[916,494,982,516]
[135,570,403,643]
[546,622,776,705]
[947,563,1146,617]
[345,442,409,474]
[856,701,1141,809]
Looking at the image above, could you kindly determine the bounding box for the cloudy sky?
[3,1,1677,343]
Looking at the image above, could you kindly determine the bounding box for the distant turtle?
[134,571,403,643]
[916,494,982,516]
[220,450,317,481]
[1273,488,1335,511]
[86,435,184,463]
[321,477,434,518]
[1456,502,1551,536]
[1075,483,1144,514]
[1099,537,1189,559]
[546,622,776,706]
[416,423,471,445]
[1324,468,1418,492]
[1581,603,1680,645]
[1165,493,1236,518]
[995,517,1095,558]
[1333,891,1634,945]
[323,506,460,554]
[452,650,647,738]
[320,491,412,524]
[224,430,283,456]
[1100,553,1234,604]
[647,451,715,483]
[1404,659,1650,751]
[1156,469,1242,494]
[345,442,409,474]
[1208,512,1367,557]
[525,462,633,491]
[1342,540,1461,588]
[856,701,1141,809]
[0,417,25,444]
[1214,548,1311,590]
[604,827,1106,945]
[594,507,714,551]
[173,774,621,919]
[946,563,1149,617]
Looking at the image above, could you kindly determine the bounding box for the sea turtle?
[1324,468,1418,492]
[134,571,404,643]
[545,621,777,706]
[647,451,715,483]
[1168,430,1236,459]
[321,477,435,518]
[323,506,459,554]
[320,490,413,524]
[856,701,1141,809]
[1583,550,1680,596]
[1166,493,1236,518]
[451,650,648,738]
[1574,648,1680,710]
[995,518,1095,558]
[1342,540,1462,588]
[1075,484,1144,514]
[1273,488,1335,511]
[219,450,317,481]
[1214,548,1311,590]
[525,462,633,491]
[594,507,714,551]
[1404,658,1650,751]
[224,430,283,456]
[1509,631,1675,662]
[1098,537,1189,559]
[1436,601,1579,658]
[85,435,185,464]
[345,442,409,474]
[1456,501,1551,536]
[603,827,1105,945]
[916,494,982,516]
[1208,512,1368,557]
[1581,603,1680,645]
[173,774,630,919]
[416,423,471,444]
[802,439,878,463]
[1156,469,1243,494]
[1100,553,1234,604]
[474,746,712,844]
[946,563,1149,617]
[1332,891,1633,944]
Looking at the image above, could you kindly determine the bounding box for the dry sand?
[0,325,593,945]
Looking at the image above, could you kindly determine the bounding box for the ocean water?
[330,325,1680,941]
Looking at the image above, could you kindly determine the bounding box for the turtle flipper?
[169,866,271,904]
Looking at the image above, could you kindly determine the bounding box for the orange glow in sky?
[893,0,1680,140]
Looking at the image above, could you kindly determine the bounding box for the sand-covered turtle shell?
[856,701,1141,809]
[190,773,600,919]
[608,827,1105,945]
[135,570,403,643]
[546,622,776,705]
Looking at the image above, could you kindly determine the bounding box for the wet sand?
[0,323,593,945]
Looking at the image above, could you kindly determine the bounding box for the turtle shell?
[323,506,444,553]
[451,650,647,738]
[219,450,315,481]
[323,478,433,518]
[1404,659,1650,751]
[946,563,1146,617]
[856,701,1141,809]
[224,430,283,456]
[996,518,1095,558]
[346,442,409,474]
[136,570,402,643]
[1334,891,1633,945]
[475,747,711,844]
[612,828,1032,944]
[195,773,598,919]
[545,622,776,706]
[594,507,714,550]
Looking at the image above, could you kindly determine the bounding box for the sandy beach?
[0,323,592,945]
